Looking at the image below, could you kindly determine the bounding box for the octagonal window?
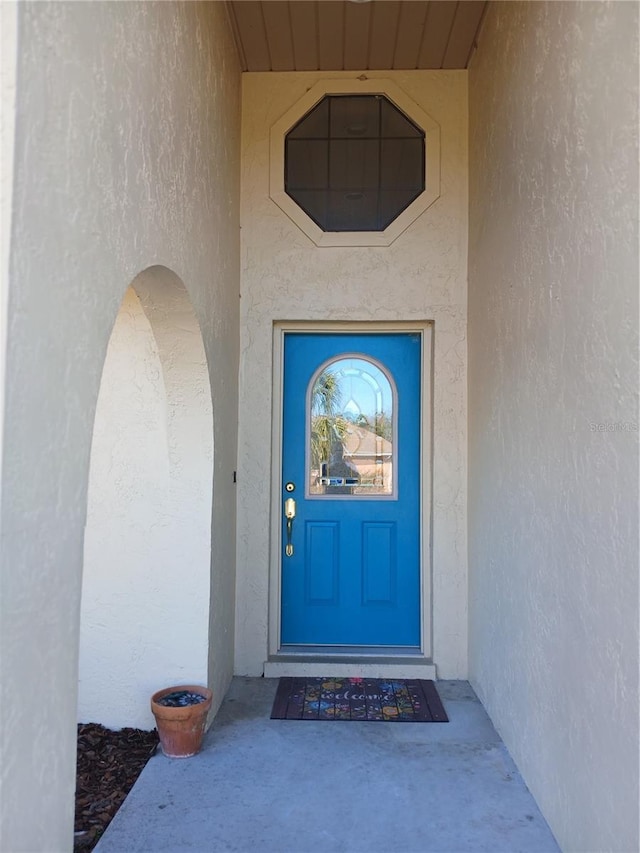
[285,95,425,233]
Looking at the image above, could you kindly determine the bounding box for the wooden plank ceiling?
[227,1,487,72]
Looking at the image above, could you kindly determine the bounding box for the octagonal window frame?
[270,79,441,248]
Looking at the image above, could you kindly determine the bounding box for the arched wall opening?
[78,266,214,729]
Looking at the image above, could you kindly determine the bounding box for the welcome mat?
[270,677,448,722]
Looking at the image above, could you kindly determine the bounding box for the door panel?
[281,332,421,647]
[305,522,339,604]
[362,522,397,605]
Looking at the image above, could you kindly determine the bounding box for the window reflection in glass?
[309,357,394,496]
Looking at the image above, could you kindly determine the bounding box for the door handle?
[284,497,296,557]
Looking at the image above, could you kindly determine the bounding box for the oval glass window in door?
[307,356,395,497]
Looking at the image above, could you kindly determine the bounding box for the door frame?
[268,321,434,666]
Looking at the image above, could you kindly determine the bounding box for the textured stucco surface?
[0,3,240,850]
[236,71,468,678]
[468,3,639,851]
[0,1,17,486]
[79,275,213,730]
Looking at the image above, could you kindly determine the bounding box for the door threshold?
[264,648,436,680]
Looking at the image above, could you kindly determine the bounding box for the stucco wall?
[0,1,17,491]
[236,71,468,677]
[468,3,639,851]
[0,3,240,850]
[78,274,213,730]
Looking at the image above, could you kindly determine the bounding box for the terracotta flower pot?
[150,685,213,758]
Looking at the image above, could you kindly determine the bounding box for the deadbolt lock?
[285,482,295,492]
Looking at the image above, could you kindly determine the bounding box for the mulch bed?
[74,723,159,852]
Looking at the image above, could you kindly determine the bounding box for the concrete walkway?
[96,678,559,853]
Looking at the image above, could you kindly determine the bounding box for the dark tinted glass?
[380,139,425,189]
[286,141,328,189]
[330,96,380,138]
[328,140,379,191]
[380,98,422,138]
[287,97,329,139]
[285,95,425,233]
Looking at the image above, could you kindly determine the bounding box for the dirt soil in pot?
[74,723,159,852]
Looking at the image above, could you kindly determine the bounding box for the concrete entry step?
[96,678,559,853]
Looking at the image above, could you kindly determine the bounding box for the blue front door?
[281,332,421,647]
